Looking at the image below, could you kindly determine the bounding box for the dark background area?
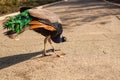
[0,0,61,16]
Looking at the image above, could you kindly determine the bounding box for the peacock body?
[3,7,66,43]
[3,7,66,56]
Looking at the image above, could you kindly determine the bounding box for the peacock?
[3,7,66,57]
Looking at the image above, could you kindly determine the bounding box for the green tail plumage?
[3,10,32,34]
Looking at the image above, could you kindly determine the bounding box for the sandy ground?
[0,0,120,80]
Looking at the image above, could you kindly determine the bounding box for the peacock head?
[51,35,67,43]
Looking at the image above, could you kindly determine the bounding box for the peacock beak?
[61,36,67,42]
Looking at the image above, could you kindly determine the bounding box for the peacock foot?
[56,53,66,57]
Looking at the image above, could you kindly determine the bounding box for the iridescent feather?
[3,10,32,34]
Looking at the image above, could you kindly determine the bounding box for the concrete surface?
[0,0,120,80]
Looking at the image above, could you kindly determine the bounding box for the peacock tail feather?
[3,10,32,34]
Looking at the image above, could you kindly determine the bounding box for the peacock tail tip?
[3,10,32,34]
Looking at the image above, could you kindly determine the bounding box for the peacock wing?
[29,21,56,31]
[29,8,62,23]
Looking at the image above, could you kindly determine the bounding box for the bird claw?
[50,49,61,52]
[55,53,66,57]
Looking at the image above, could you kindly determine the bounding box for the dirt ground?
[0,0,120,80]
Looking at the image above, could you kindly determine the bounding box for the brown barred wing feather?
[29,21,56,31]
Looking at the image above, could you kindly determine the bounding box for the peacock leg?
[48,36,56,53]
[43,36,49,56]
[48,36,63,57]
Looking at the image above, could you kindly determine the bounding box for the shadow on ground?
[0,49,53,70]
